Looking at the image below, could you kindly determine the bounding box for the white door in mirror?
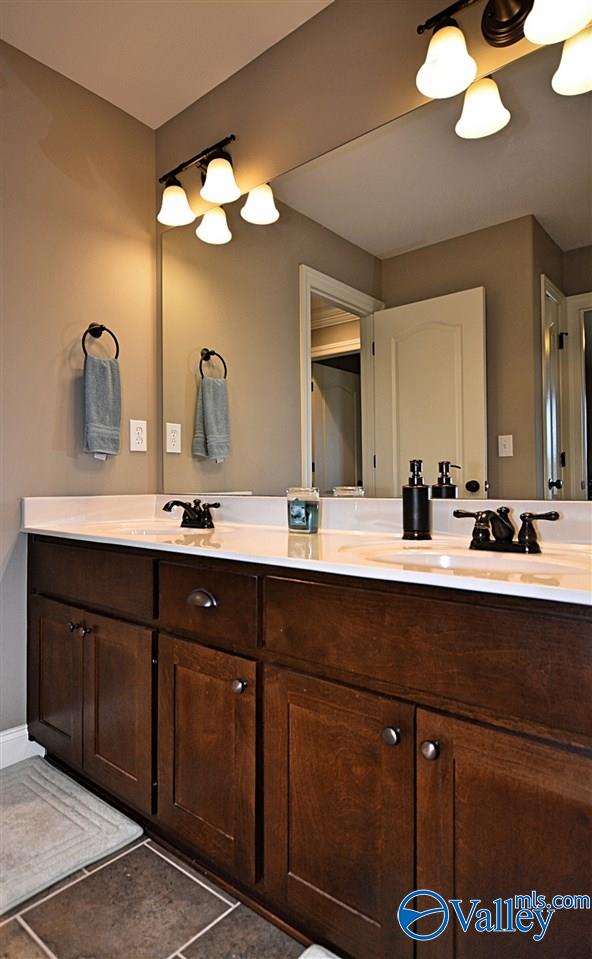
[129,420,148,452]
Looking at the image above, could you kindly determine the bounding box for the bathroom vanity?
[24,499,592,959]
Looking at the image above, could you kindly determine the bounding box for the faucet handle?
[517,511,559,552]
[453,509,480,519]
[519,511,560,522]
[453,509,491,544]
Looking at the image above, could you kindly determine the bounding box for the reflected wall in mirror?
[162,46,592,500]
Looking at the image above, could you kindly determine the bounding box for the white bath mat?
[0,757,142,914]
[300,947,342,958]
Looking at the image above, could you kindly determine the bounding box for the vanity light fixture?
[196,206,232,245]
[157,176,196,226]
[240,184,280,224]
[157,134,237,225]
[524,0,592,45]
[455,76,511,137]
[552,25,592,95]
[416,19,477,98]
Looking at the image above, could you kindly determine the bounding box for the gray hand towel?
[192,376,231,461]
[83,355,121,455]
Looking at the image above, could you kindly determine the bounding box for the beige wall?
[564,245,592,296]
[380,216,547,499]
[162,201,378,494]
[155,0,535,215]
[0,43,157,730]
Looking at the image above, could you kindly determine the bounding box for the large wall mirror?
[162,46,592,500]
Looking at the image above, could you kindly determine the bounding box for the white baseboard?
[0,724,45,769]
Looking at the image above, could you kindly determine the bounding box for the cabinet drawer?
[30,539,154,621]
[263,576,592,742]
[159,562,258,650]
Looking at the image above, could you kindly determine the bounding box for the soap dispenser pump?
[431,461,461,499]
[402,459,431,540]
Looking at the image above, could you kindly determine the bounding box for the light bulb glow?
[200,156,241,204]
[240,184,280,225]
[524,0,592,45]
[552,26,592,95]
[196,206,232,245]
[157,182,196,226]
[416,25,477,99]
[455,77,511,139]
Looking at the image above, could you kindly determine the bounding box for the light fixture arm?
[417,0,479,35]
[158,134,236,184]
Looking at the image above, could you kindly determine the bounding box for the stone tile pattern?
[0,840,306,959]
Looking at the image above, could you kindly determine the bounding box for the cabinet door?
[416,710,592,958]
[28,596,83,766]
[264,667,414,959]
[157,635,257,883]
[83,611,153,814]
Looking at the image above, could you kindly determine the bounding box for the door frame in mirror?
[299,265,383,492]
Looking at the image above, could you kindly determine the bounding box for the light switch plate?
[498,434,513,457]
[166,422,182,454]
[130,419,148,452]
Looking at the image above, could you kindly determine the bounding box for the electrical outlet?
[498,434,513,457]
[130,419,148,452]
[166,422,182,454]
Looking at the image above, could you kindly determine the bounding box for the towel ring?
[82,323,120,359]
[199,348,227,379]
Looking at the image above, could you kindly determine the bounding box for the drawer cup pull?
[231,679,248,694]
[421,740,440,761]
[186,588,218,609]
[382,727,401,746]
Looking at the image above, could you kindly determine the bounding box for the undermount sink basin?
[353,542,591,579]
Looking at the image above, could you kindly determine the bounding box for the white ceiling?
[275,46,592,258]
[0,0,332,128]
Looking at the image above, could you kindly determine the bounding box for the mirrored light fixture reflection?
[416,22,477,98]
[524,0,592,45]
[552,25,592,95]
[195,206,232,245]
[200,155,241,204]
[157,177,196,226]
[240,184,280,224]
[455,77,511,138]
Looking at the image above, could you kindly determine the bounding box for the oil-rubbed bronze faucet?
[453,507,559,554]
[163,499,220,529]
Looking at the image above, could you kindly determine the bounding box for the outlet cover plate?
[130,419,148,452]
[166,422,182,454]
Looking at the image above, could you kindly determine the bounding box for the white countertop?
[22,495,592,606]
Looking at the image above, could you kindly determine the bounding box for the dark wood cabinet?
[416,709,592,958]
[157,634,257,883]
[264,667,414,959]
[27,537,592,959]
[28,596,84,767]
[83,610,154,814]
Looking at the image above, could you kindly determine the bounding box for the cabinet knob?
[67,621,79,632]
[382,727,401,746]
[186,588,217,609]
[231,679,248,694]
[421,740,440,761]
[78,625,92,637]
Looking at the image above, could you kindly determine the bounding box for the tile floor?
[0,838,304,959]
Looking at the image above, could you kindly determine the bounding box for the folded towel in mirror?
[192,375,231,461]
[83,355,121,455]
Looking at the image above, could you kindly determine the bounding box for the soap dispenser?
[431,461,461,499]
[402,459,431,540]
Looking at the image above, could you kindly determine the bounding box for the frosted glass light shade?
[196,206,232,245]
[416,25,477,99]
[524,0,592,45]
[552,26,592,95]
[455,78,511,139]
[200,156,241,204]
[157,181,196,226]
[240,184,280,224]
